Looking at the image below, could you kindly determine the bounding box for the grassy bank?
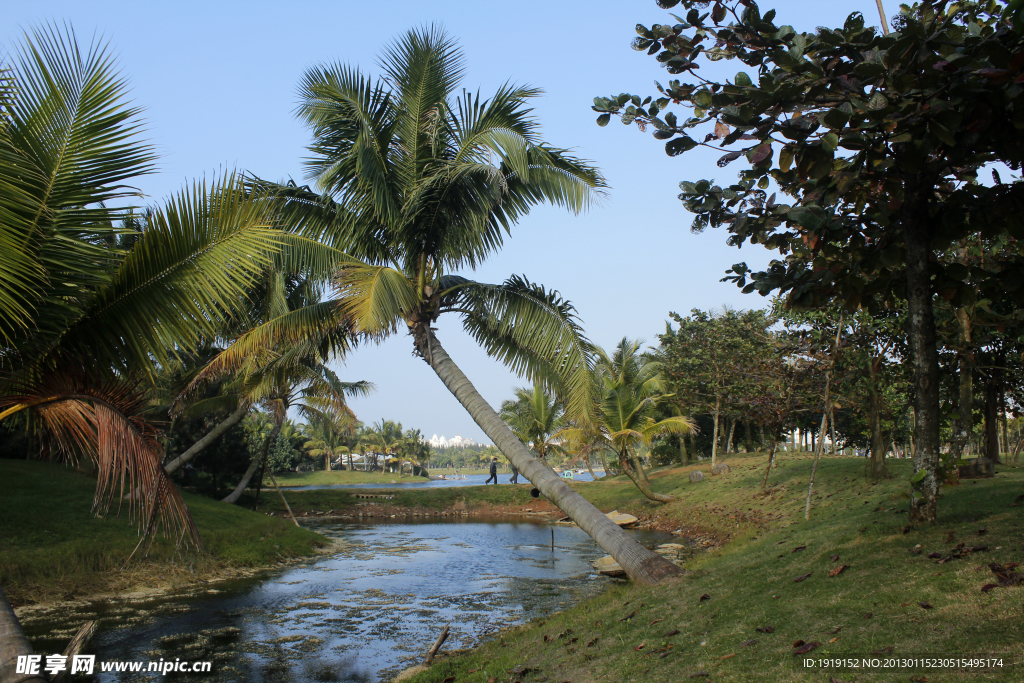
[273,469,429,487]
[396,454,1024,683]
[0,459,326,607]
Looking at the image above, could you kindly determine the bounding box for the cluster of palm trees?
[1,23,684,640]
[501,338,694,503]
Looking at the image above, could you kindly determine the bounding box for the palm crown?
[263,26,606,418]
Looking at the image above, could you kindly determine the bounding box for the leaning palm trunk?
[0,587,48,683]
[422,333,680,585]
[165,403,249,475]
[223,421,281,504]
[621,450,674,504]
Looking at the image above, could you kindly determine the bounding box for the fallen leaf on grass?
[927,552,942,559]
[660,652,671,659]
[793,640,805,647]
[863,613,873,619]
[634,643,646,651]
[442,678,455,683]
[620,609,639,622]
[486,678,496,683]
[585,638,598,647]
[468,669,481,673]
[794,642,821,654]
[794,572,813,582]
[664,629,681,637]
[901,602,911,607]
[828,565,849,577]
[740,639,758,647]
[919,602,933,609]
[720,653,736,660]
[756,626,775,633]
[699,594,711,602]
[978,528,987,535]
[828,637,839,644]
[792,545,807,553]
[689,672,709,678]
[649,618,664,626]
[830,554,840,562]
[827,626,842,635]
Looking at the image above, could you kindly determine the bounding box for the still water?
[287,472,598,491]
[26,517,680,682]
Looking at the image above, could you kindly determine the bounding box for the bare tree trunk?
[0,587,49,683]
[904,189,942,524]
[598,448,613,478]
[743,420,754,453]
[725,418,736,456]
[584,450,597,480]
[165,403,249,475]
[621,451,673,503]
[679,432,689,464]
[711,395,721,466]
[868,358,889,479]
[223,421,281,504]
[761,439,779,492]
[805,411,829,519]
[418,331,680,585]
[631,452,652,487]
[984,370,1001,465]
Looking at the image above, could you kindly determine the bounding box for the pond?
[286,472,599,491]
[24,517,686,683]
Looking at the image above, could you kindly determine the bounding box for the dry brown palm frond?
[0,370,200,550]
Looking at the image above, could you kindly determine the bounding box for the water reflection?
[287,472,597,491]
[25,517,680,683]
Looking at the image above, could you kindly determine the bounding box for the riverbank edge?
[12,538,347,625]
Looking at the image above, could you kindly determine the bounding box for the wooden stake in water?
[551,528,555,551]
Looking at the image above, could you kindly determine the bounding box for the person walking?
[485,457,499,484]
[509,463,519,484]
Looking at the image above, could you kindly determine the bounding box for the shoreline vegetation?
[7,453,1023,681]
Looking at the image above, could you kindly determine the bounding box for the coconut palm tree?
[363,419,407,475]
[0,25,317,682]
[244,27,682,585]
[565,338,695,503]
[303,415,355,471]
[500,383,567,465]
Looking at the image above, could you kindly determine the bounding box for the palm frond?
[447,275,595,420]
[0,24,155,344]
[0,372,199,547]
[49,173,284,372]
[333,261,417,336]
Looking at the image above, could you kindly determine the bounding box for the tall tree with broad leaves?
[246,27,683,584]
[594,0,1024,522]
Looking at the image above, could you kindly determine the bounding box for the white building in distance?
[427,434,483,449]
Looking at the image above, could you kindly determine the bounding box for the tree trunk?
[0,587,49,683]
[951,307,974,462]
[761,439,779,492]
[804,411,829,520]
[223,421,281,504]
[903,189,942,523]
[620,451,674,503]
[743,420,754,453]
[679,432,688,464]
[418,330,680,585]
[868,358,888,479]
[725,418,736,455]
[164,403,249,475]
[598,448,614,478]
[631,452,652,487]
[711,395,721,466]
[584,451,597,479]
[984,370,1000,465]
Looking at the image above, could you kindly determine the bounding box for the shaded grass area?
[273,469,429,487]
[403,454,1024,683]
[0,459,325,605]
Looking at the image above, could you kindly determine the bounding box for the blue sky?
[3,1,885,442]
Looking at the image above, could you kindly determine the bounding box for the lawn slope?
[0,459,325,606]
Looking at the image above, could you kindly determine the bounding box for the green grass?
[0,459,326,605]
[273,469,429,486]
[399,454,1024,683]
